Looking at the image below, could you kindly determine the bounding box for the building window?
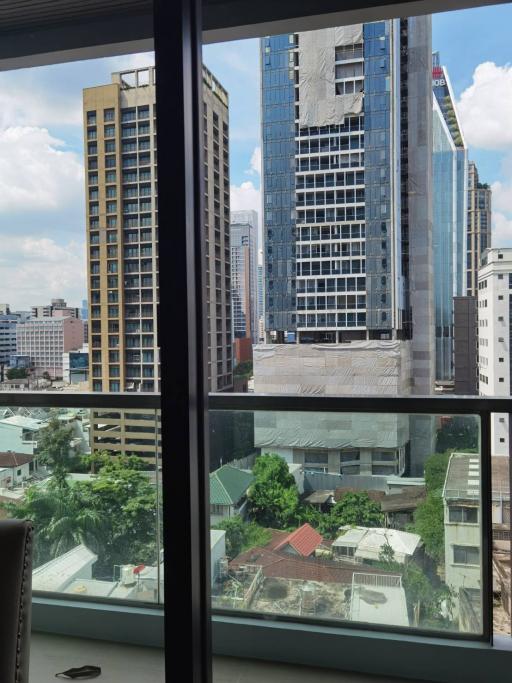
[453,545,480,565]
[449,506,478,524]
[104,108,115,121]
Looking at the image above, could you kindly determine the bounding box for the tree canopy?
[248,454,300,529]
[2,456,158,576]
[213,516,271,559]
[315,492,383,539]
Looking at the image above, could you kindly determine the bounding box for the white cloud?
[491,179,512,214]
[0,236,86,310]
[230,181,261,216]
[492,212,512,247]
[0,85,82,128]
[457,62,512,150]
[245,146,261,176]
[110,52,155,72]
[0,126,84,212]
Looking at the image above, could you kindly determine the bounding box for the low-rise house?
[443,453,481,596]
[380,486,426,529]
[0,414,48,456]
[209,464,254,525]
[332,526,422,565]
[0,451,34,489]
[272,523,323,558]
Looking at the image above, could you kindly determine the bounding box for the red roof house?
[272,523,323,557]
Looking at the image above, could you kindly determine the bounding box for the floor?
[30,633,422,682]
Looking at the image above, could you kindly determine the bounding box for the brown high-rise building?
[467,161,491,296]
[83,65,231,456]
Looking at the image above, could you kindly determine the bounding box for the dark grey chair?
[0,520,33,683]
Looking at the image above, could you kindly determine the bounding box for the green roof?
[209,465,254,506]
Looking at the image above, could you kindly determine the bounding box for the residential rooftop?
[443,452,480,501]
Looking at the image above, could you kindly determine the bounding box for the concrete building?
[453,296,478,395]
[16,316,84,378]
[477,248,512,456]
[0,451,34,489]
[31,298,80,319]
[83,64,231,456]
[443,452,481,610]
[230,210,258,344]
[467,162,492,297]
[261,20,434,395]
[432,55,468,382]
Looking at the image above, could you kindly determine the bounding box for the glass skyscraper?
[432,53,468,381]
[260,19,434,394]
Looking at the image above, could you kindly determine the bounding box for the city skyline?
[0,6,511,309]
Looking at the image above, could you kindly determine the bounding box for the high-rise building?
[257,255,264,342]
[432,54,468,382]
[230,210,258,343]
[83,65,231,456]
[467,162,492,296]
[477,248,512,457]
[261,20,434,393]
[16,316,84,378]
[84,65,231,395]
[31,298,80,319]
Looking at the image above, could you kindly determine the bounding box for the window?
[449,506,478,524]
[453,545,480,565]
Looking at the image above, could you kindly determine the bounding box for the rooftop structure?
[273,523,324,557]
[209,465,254,506]
[332,526,422,564]
[350,572,409,627]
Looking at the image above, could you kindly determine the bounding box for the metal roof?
[209,465,254,506]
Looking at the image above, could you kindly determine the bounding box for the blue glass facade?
[261,35,297,334]
[432,55,468,380]
[363,21,396,330]
[433,103,457,380]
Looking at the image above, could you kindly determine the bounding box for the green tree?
[319,492,383,539]
[377,543,454,628]
[6,367,28,379]
[234,360,253,378]
[436,417,478,453]
[413,492,445,562]
[37,416,79,485]
[412,451,451,563]
[2,456,158,576]
[248,454,300,528]
[214,516,272,559]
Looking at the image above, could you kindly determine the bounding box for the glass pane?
[210,410,483,636]
[0,405,161,604]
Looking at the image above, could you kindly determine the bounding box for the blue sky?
[1,6,511,308]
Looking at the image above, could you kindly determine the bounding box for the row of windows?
[296,294,366,310]
[296,170,365,189]
[87,108,116,125]
[296,189,365,206]
[297,259,365,276]
[296,276,366,293]
[298,224,365,241]
[297,206,365,223]
[296,116,364,137]
[297,312,366,327]
[297,134,363,155]
[298,242,365,258]
[296,152,363,172]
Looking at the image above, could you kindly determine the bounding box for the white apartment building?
[477,248,512,456]
[16,316,84,378]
